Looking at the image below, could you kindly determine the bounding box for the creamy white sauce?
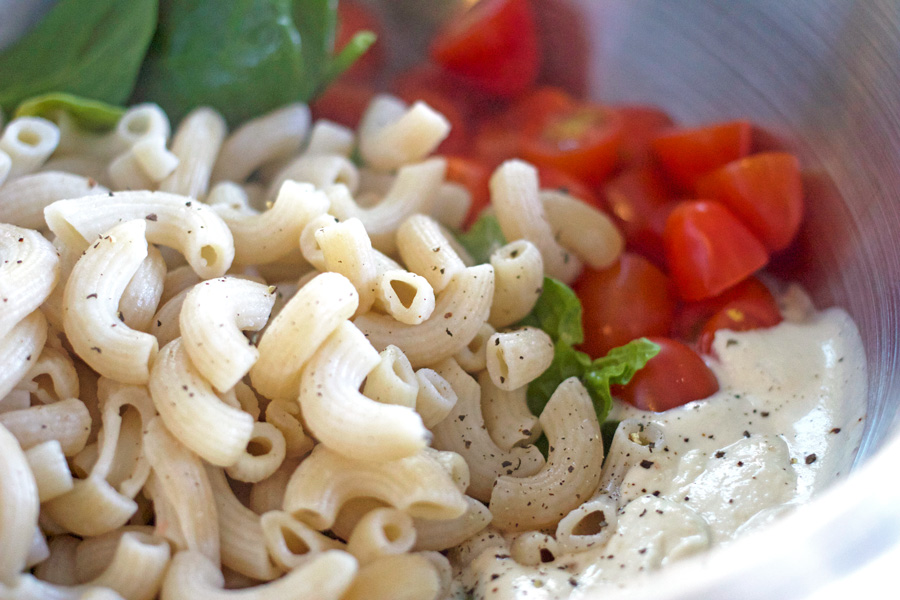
[452,298,868,599]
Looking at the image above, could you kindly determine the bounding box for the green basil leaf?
[526,340,591,417]
[517,276,584,346]
[454,214,507,265]
[292,0,338,99]
[582,338,661,423]
[600,419,621,463]
[0,0,157,115]
[14,93,125,132]
[135,0,305,126]
[319,31,377,92]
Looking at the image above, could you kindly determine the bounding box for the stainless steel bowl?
[3,1,899,597]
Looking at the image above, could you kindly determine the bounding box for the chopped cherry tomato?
[613,337,719,411]
[651,120,752,192]
[537,166,600,208]
[519,99,625,186]
[335,1,384,83]
[663,201,769,301]
[473,121,522,169]
[430,0,540,98]
[695,152,804,252]
[602,165,676,265]
[698,296,783,354]
[671,276,778,342]
[445,156,493,228]
[574,253,676,359]
[310,80,375,129]
[614,105,674,167]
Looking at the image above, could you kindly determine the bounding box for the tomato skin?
[695,152,804,252]
[698,297,783,355]
[520,102,624,186]
[663,201,769,301]
[444,156,493,228]
[671,276,778,342]
[335,1,384,83]
[614,105,674,167]
[537,166,600,208]
[430,0,540,98]
[573,253,676,359]
[652,120,752,191]
[310,80,376,129]
[602,165,676,265]
[613,337,720,411]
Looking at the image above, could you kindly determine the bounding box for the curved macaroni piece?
[212,103,310,183]
[0,574,126,600]
[413,368,457,429]
[42,475,137,537]
[1,117,60,178]
[485,327,555,391]
[206,465,281,581]
[161,550,356,600]
[210,180,329,267]
[509,531,560,567]
[180,277,276,392]
[340,553,442,600]
[24,441,73,502]
[488,239,544,328]
[250,272,359,400]
[478,371,541,452]
[0,150,10,186]
[316,217,378,314]
[0,310,48,401]
[259,510,345,572]
[118,244,166,333]
[554,494,618,554]
[326,158,446,254]
[267,154,359,200]
[489,377,604,531]
[224,422,287,484]
[396,214,466,294]
[0,398,91,457]
[248,458,300,515]
[373,269,436,325]
[490,160,582,283]
[55,103,170,160]
[431,358,544,502]
[81,531,170,600]
[0,423,39,585]
[453,322,495,373]
[143,417,220,564]
[158,107,227,199]
[542,189,624,270]
[62,220,158,384]
[0,172,107,230]
[362,345,419,409]
[300,321,429,461]
[45,190,235,279]
[149,338,254,467]
[354,264,495,369]
[597,418,672,505]
[108,134,179,191]
[413,495,493,552]
[0,224,58,339]
[346,507,416,566]
[264,400,315,459]
[430,181,471,231]
[283,445,467,530]
[303,119,355,157]
[358,95,450,171]
[13,344,79,406]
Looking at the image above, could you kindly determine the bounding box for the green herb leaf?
[600,419,621,462]
[518,277,584,346]
[582,338,660,423]
[454,214,507,265]
[319,31,377,92]
[0,0,157,115]
[135,0,305,126]
[526,339,592,417]
[292,0,339,100]
[14,93,125,131]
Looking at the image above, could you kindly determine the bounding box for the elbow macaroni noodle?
[0,96,627,599]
